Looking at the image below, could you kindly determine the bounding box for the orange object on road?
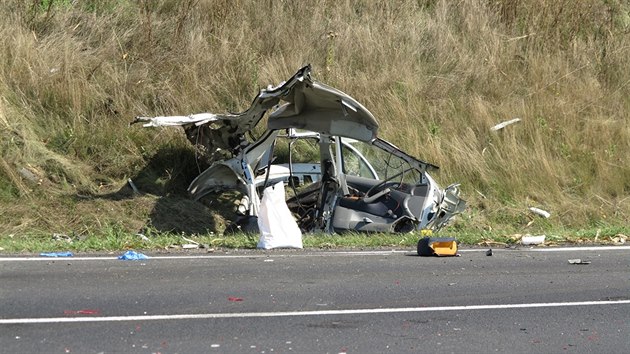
[417,237,458,256]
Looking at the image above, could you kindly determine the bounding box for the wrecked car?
[132,65,465,234]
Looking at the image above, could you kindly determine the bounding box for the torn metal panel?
[372,138,439,173]
[268,80,379,141]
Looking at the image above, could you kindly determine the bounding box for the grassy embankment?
[1,0,629,252]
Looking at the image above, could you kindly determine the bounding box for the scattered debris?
[181,236,201,249]
[417,237,458,256]
[136,233,150,242]
[611,234,627,245]
[18,167,39,183]
[568,259,591,265]
[506,234,526,243]
[529,207,551,218]
[521,234,546,245]
[118,250,148,260]
[64,309,101,315]
[490,118,521,131]
[53,233,73,243]
[181,236,198,244]
[486,249,493,256]
[127,178,140,194]
[40,251,74,257]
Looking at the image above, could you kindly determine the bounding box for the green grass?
[2,225,628,254]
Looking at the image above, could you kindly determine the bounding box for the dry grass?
[0,0,629,238]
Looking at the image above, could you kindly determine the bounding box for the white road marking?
[0,245,628,261]
[1,300,629,324]
[524,246,630,252]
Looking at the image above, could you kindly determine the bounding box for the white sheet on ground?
[257,182,303,249]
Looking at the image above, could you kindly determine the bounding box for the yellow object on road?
[417,237,458,256]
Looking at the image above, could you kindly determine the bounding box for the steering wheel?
[364,167,414,198]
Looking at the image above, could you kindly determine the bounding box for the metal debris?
[490,118,521,131]
[133,65,466,235]
[53,233,73,243]
[181,236,201,249]
[529,207,551,218]
[568,259,591,265]
[127,178,140,194]
[611,234,627,245]
[136,233,150,241]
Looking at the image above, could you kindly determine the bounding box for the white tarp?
[257,182,303,249]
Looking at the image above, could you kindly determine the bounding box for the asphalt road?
[1,246,629,353]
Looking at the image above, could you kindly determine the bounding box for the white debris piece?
[529,207,551,218]
[491,118,521,131]
[257,182,303,249]
[53,233,72,242]
[181,236,200,249]
[127,178,140,194]
[521,234,546,245]
[136,233,150,241]
[568,259,591,264]
[612,234,627,244]
[134,113,219,127]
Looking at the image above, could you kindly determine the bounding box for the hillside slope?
[1,0,629,240]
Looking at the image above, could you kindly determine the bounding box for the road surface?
[1,246,629,353]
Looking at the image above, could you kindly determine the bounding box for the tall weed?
[0,0,628,234]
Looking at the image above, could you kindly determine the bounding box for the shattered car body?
[133,65,465,234]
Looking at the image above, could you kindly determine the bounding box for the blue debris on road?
[118,250,149,260]
[40,251,74,257]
